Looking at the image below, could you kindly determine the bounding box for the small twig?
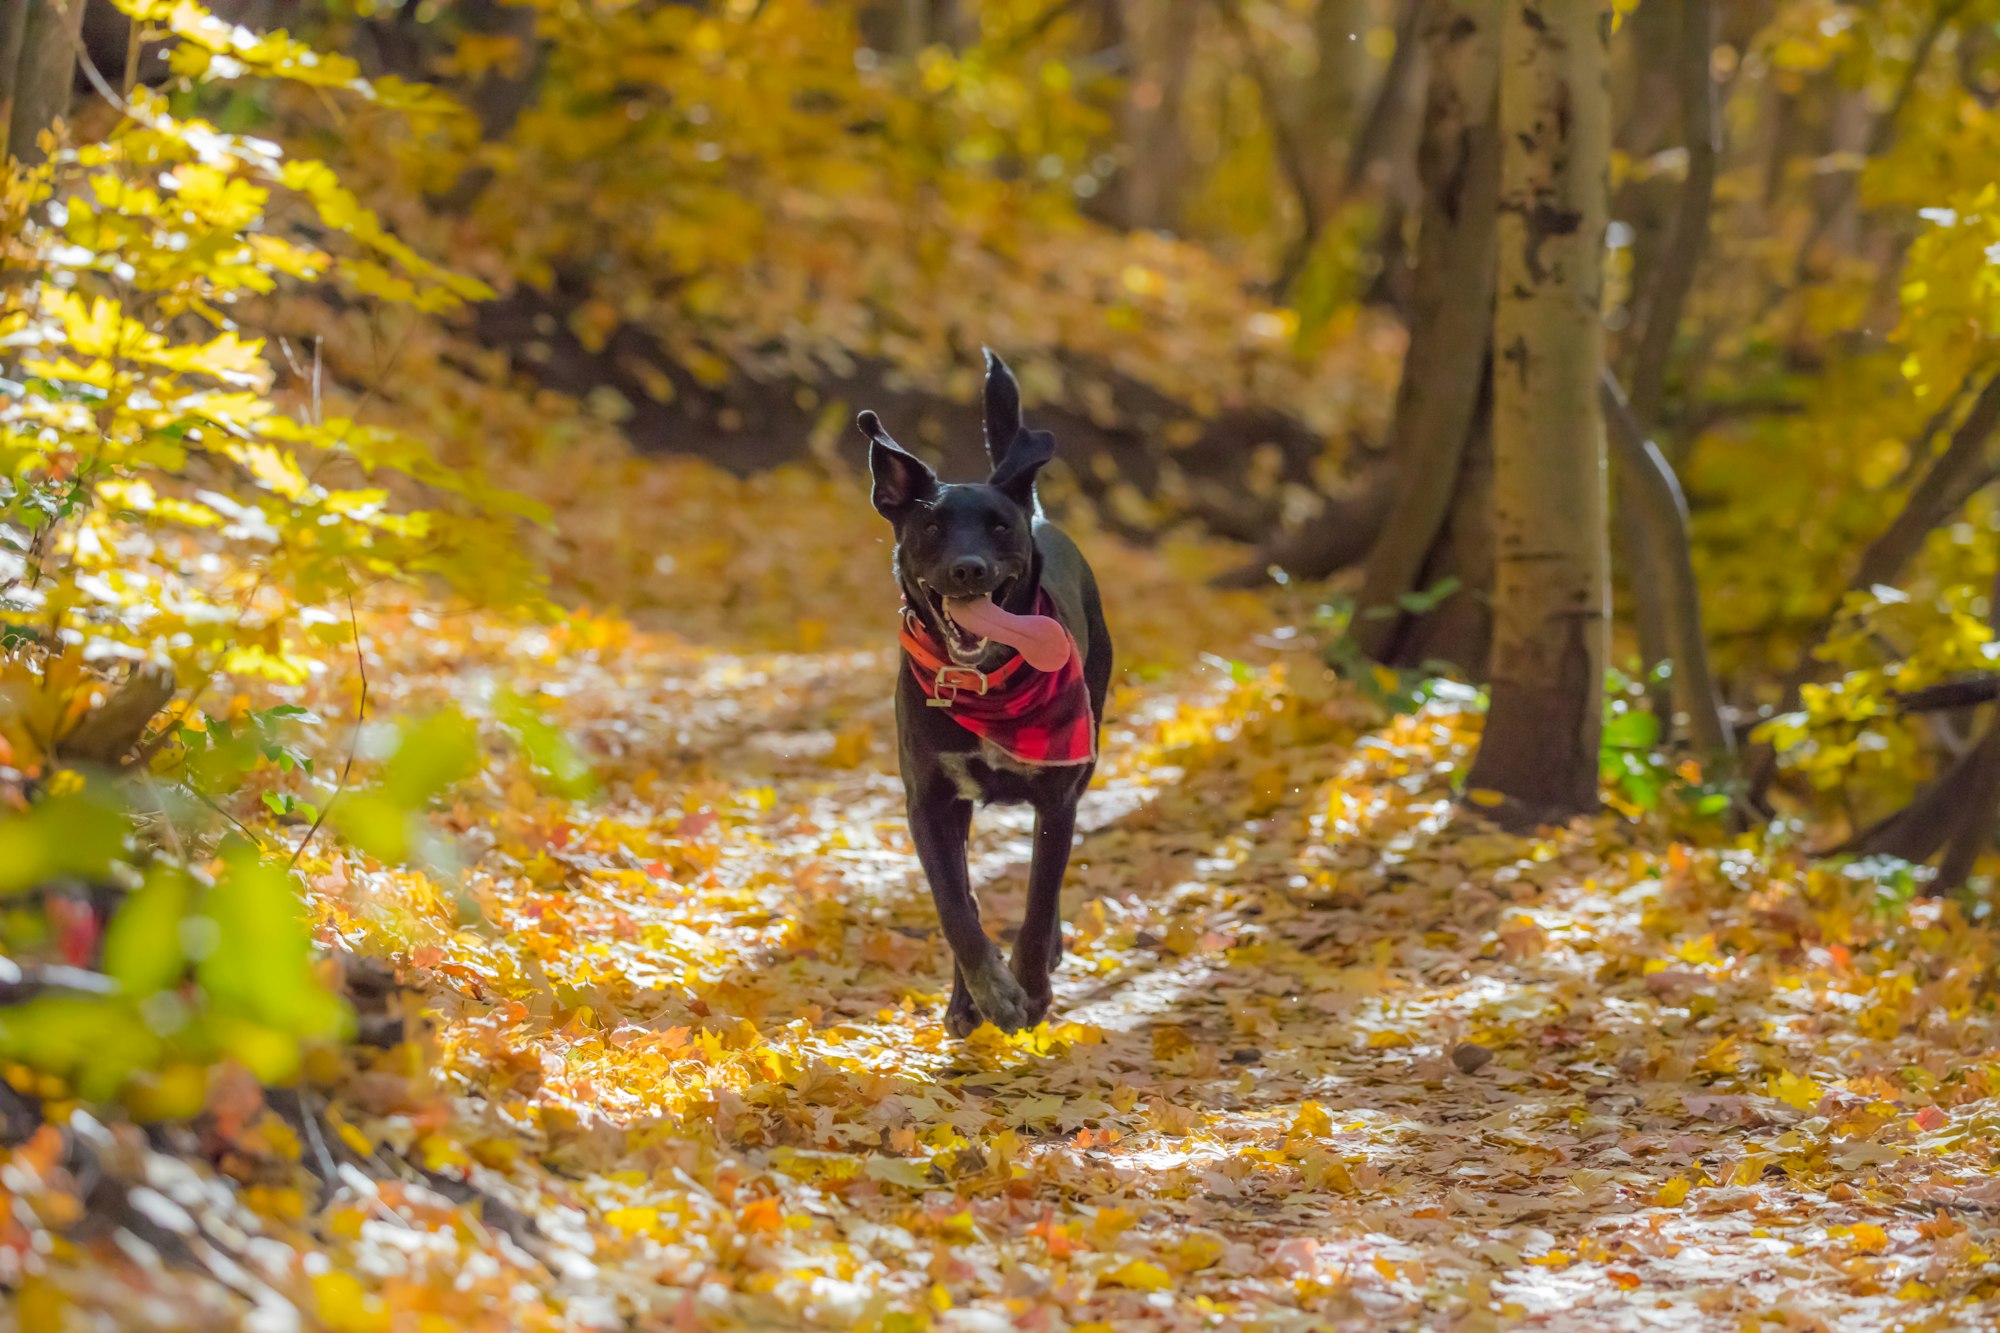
[288,588,367,872]
[296,1088,340,1189]
[190,784,264,850]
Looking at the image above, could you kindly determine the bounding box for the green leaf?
[1601,709,1661,752]
[1397,577,1463,616]
[195,851,347,1043]
[383,711,480,808]
[497,692,597,799]
[0,789,130,896]
[103,870,192,996]
[331,790,411,862]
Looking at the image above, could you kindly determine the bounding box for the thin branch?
[1893,676,2000,713]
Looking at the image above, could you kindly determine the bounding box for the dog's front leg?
[907,782,1029,1034]
[1011,798,1078,1025]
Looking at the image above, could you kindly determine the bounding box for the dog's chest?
[939,744,1043,805]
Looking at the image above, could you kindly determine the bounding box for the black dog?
[859,352,1112,1034]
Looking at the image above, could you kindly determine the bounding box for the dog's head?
[860,350,1055,666]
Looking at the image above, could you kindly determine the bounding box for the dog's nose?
[948,556,990,588]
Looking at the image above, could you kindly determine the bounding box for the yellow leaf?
[1102,1259,1171,1291]
[1654,1175,1692,1208]
[1089,1206,1137,1244]
[17,1275,67,1333]
[1526,1250,1572,1268]
[1169,1232,1225,1273]
[1846,1223,1889,1254]
[1768,1070,1824,1112]
[605,1206,660,1237]
[1291,1100,1333,1136]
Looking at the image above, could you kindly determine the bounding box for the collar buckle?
[928,664,989,707]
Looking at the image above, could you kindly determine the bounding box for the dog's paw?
[944,995,982,1038]
[963,956,1031,1034]
[1009,956,1053,1026]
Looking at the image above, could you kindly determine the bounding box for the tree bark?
[1118,0,1196,230]
[1305,0,1370,209]
[0,4,29,159]
[4,0,87,165]
[1624,0,1716,430]
[1464,0,1610,827]
[1341,0,1427,202]
[1345,0,1500,663]
[1602,371,1732,757]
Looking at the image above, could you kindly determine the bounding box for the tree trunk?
[1602,371,1732,757]
[4,0,87,165]
[1624,0,1716,430]
[1464,0,1610,827]
[1119,0,1196,231]
[1345,0,1500,663]
[1394,383,1495,671]
[1341,0,1427,203]
[1304,0,1369,208]
[1610,0,1723,750]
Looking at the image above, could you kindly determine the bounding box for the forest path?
[276,603,2000,1331]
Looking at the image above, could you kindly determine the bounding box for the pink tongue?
[946,595,1071,671]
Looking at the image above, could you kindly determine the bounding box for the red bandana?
[898,589,1096,766]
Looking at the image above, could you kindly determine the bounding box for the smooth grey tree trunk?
[1464,0,1611,827]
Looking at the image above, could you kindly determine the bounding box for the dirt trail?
[305,605,2000,1330]
[33,606,2000,1330]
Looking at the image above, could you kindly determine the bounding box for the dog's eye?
[923,521,941,538]
[992,521,1009,535]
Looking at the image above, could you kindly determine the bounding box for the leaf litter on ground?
[7,461,2000,1331]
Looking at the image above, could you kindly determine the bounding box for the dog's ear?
[982,347,1024,467]
[858,410,937,519]
[989,427,1055,509]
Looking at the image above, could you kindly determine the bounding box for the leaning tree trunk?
[1463,0,1610,827]
[3,0,87,165]
[1342,0,1500,671]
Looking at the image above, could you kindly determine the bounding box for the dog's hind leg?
[1011,797,1079,1027]
[908,783,1030,1033]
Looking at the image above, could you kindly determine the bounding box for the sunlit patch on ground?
[6,484,2000,1329]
